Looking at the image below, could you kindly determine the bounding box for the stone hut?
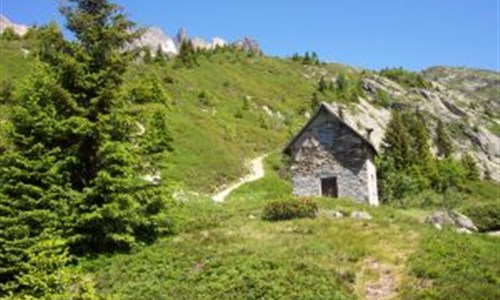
[283,102,379,205]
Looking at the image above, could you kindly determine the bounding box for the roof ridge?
[283,102,378,155]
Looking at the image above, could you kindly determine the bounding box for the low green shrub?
[262,198,318,221]
[462,203,500,232]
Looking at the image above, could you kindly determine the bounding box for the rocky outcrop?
[130,26,251,56]
[325,69,500,181]
[0,15,29,36]
[426,210,478,232]
[131,27,178,56]
[233,37,261,55]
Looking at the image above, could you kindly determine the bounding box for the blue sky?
[1,0,499,71]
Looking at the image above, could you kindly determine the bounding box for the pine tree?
[0,63,74,292]
[318,76,328,93]
[311,92,320,111]
[178,40,198,67]
[303,51,311,64]
[154,45,167,64]
[58,0,171,254]
[436,119,453,158]
[406,113,438,187]
[381,110,412,170]
[0,1,173,291]
[461,152,480,181]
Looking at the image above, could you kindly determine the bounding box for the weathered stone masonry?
[284,102,379,205]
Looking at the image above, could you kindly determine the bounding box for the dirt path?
[362,258,399,300]
[212,154,267,202]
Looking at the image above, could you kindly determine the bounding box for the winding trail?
[212,154,267,202]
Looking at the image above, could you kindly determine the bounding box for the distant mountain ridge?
[0,14,260,56]
[131,26,260,56]
[0,15,29,36]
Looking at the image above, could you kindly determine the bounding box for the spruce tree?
[436,119,453,158]
[461,152,480,181]
[406,113,438,187]
[0,2,172,292]
[381,110,411,170]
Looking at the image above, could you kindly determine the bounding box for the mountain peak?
[0,15,29,36]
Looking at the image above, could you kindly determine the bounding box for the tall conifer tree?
[0,1,172,291]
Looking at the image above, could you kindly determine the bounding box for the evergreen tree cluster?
[291,51,320,65]
[177,40,199,68]
[378,110,480,204]
[0,0,173,297]
[379,67,431,89]
[310,73,365,109]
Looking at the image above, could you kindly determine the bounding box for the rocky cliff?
[313,67,499,180]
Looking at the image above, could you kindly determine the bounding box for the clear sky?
[1,0,499,71]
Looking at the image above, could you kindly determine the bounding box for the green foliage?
[378,110,444,203]
[292,51,320,65]
[331,73,364,103]
[126,75,170,104]
[379,67,431,89]
[461,152,480,181]
[0,80,14,105]
[143,111,173,156]
[404,230,500,299]
[262,198,318,221]
[374,89,393,108]
[310,92,321,111]
[435,119,453,158]
[198,90,217,107]
[435,158,465,193]
[0,0,174,296]
[381,110,412,170]
[0,27,21,40]
[312,72,364,104]
[462,203,500,232]
[176,40,199,68]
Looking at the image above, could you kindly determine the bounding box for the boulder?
[322,210,344,219]
[351,211,373,220]
[426,211,455,229]
[426,210,478,232]
[455,228,472,234]
[451,211,478,232]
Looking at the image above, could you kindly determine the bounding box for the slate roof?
[283,102,378,155]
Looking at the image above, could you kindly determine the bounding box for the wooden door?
[321,177,338,198]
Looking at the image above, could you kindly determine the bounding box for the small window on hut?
[317,121,334,146]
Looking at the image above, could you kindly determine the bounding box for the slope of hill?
[79,154,500,300]
[1,22,500,300]
[1,37,499,189]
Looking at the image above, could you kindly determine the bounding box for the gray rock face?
[131,27,178,56]
[233,37,261,55]
[0,15,29,36]
[353,69,500,182]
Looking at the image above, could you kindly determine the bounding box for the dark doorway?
[321,177,338,197]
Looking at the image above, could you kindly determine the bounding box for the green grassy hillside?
[0,40,351,192]
[1,38,499,299]
[80,154,500,300]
